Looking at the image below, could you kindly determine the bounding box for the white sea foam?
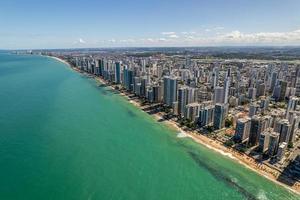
[230,177,238,183]
[257,190,268,200]
[177,131,188,138]
[216,149,236,160]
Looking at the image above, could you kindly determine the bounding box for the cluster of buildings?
[56,52,299,168]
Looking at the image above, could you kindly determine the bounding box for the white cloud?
[161,32,176,35]
[224,30,242,39]
[108,39,116,43]
[85,28,300,47]
[159,38,167,41]
[184,35,195,40]
[168,34,179,38]
[119,39,136,43]
[205,27,224,32]
[79,38,86,44]
[214,26,225,30]
[217,29,300,44]
[73,38,86,45]
[181,31,197,35]
[146,38,154,42]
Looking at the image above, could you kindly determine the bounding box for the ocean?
[0,53,298,199]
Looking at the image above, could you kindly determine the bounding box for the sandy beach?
[46,56,71,67]
[51,56,300,195]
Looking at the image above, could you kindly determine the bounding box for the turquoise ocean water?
[0,53,299,200]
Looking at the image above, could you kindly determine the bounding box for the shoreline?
[50,55,300,195]
[46,55,71,67]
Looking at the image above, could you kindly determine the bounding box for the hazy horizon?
[3,45,300,51]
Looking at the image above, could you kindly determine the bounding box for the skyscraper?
[295,77,300,96]
[198,105,214,127]
[123,68,134,91]
[277,142,287,161]
[288,112,300,144]
[178,86,197,117]
[115,62,121,84]
[248,87,257,101]
[274,119,291,143]
[259,130,270,153]
[248,116,264,146]
[152,85,163,103]
[163,76,178,107]
[273,80,287,101]
[249,103,259,117]
[213,104,227,130]
[214,86,224,104]
[184,103,200,122]
[211,64,219,89]
[223,77,231,104]
[268,132,280,157]
[234,117,251,142]
[286,96,299,117]
[270,71,278,92]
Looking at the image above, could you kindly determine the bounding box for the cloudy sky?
[0,0,300,49]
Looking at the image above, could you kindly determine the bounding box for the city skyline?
[1,0,300,49]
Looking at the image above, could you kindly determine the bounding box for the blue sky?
[1,0,300,49]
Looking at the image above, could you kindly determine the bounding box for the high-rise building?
[198,105,214,127]
[152,85,163,103]
[163,76,178,107]
[248,116,265,146]
[260,96,270,112]
[98,59,104,76]
[286,96,299,117]
[115,62,121,84]
[184,103,200,122]
[279,80,288,101]
[270,71,278,92]
[234,117,251,142]
[178,87,186,117]
[295,77,300,96]
[274,119,291,143]
[178,86,197,117]
[211,65,219,89]
[256,83,266,97]
[94,59,100,76]
[288,112,300,144]
[140,77,147,97]
[133,77,141,95]
[248,87,257,101]
[223,77,231,104]
[249,103,259,117]
[147,88,154,102]
[123,68,134,91]
[277,142,287,161]
[273,80,288,101]
[268,132,280,157]
[259,129,271,153]
[214,86,224,104]
[213,104,227,130]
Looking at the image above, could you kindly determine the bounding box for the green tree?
[288,142,294,149]
[225,118,233,128]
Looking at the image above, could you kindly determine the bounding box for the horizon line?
[3,45,300,51]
